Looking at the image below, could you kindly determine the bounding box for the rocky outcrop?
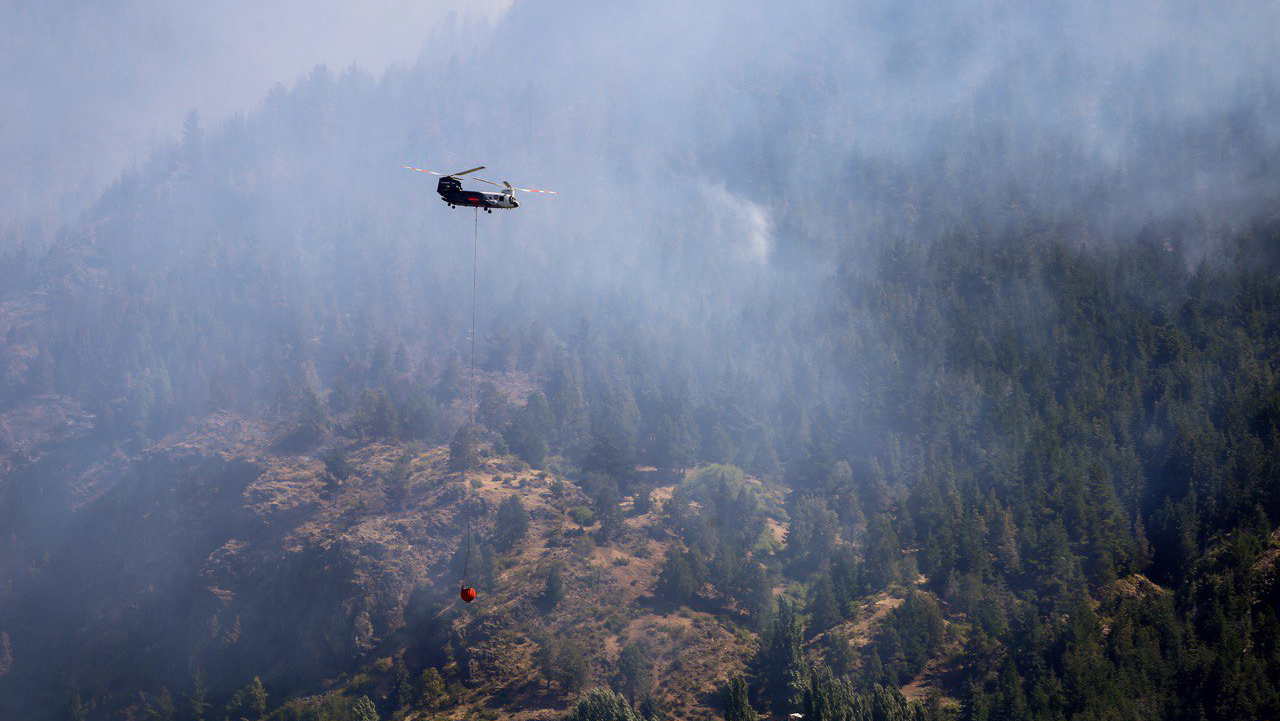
[0,413,467,719]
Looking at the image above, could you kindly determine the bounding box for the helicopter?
[401,165,557,212]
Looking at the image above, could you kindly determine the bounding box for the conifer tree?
[543,564,565,608]
[143,688,176,721]
[566,688,640,721]
[655,549,697,607]
[186,669,209,721]
[756,601,805,714]
[617,642,652,705]
[494,495,530,551]
[807,574,842,636]
[448,426,475,473]
[393,660,412,711]
[352,695,379,721]
[723,675,758,721]
[244,677,267,719]
[66,692,87,721]
[416,668,446,709]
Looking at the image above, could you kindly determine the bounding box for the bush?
[494,496,530,551]
[543,565,565,608]
[322,447,355,482]
[569,505,596,527]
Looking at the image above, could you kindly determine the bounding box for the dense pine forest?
[2,1,1280,721]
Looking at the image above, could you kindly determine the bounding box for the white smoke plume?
[703,183,773,264]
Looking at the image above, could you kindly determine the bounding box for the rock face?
[4,408,808,721]
[0,412,468,719]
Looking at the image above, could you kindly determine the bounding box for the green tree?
[187,669,209,721]
[322,447,355,482]
[397,394,437,441]
[352,695,379,721]
[566,688,641,721]
[723,675,758,721]
[392,660,412,711]
[801,668,922,721]
[143,688,176,721]
[448,425,475,473]
[875,592,944,682]
[652,409,697,474]
[355,388,399,439]
[547,353,589,451]
[504,391,553,468]
[583,418,637,485]
[543,564,566,608]
[864,514,902,590]
[556,641,591,694]
[787,496,839,574]
[384,448,414,510]
[823,633,857,677]
[617,642,652,705]
[807,574,842,636]
[245,677,267,719]
[732,561,774,626]
[416,668,446,709]
[593,480,624,543]
[66,692,88,721]
[477,381,511,431]
[637,694,665,721]
[632,486,654,515]
[181,109,203,166]
[756,601,805,714]
[275,384,329,450]
[655,549,697,607]
[535,632,590,694]
[494,495,530,551]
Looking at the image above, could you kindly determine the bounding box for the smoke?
[0,0,510,222]
[703,184,773,264]
[3,2,1280,715]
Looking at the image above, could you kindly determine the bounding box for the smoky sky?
[5,0,1279,233]
[0,0,508,222]
[3,3,1280,715]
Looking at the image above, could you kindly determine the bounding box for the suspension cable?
[462,207,478,588]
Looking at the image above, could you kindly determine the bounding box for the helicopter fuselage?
[437,177,518,210]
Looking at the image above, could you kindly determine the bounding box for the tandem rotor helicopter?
[399,162,558,605]
[401,164,557,212]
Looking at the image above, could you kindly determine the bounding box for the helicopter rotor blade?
[469,173,556,195]
[508,185,558,194]
[401,165,487,178]
[481,178,558,194]
[473,177,555,195]
[401,165,445,176]
[403,165,556,194]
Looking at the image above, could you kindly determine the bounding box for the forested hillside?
[2,1,1280,720]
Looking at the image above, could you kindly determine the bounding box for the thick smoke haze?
[2,1,1280,719]
[0,0,508,221]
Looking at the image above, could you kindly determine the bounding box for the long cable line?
[461,207,478,590]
